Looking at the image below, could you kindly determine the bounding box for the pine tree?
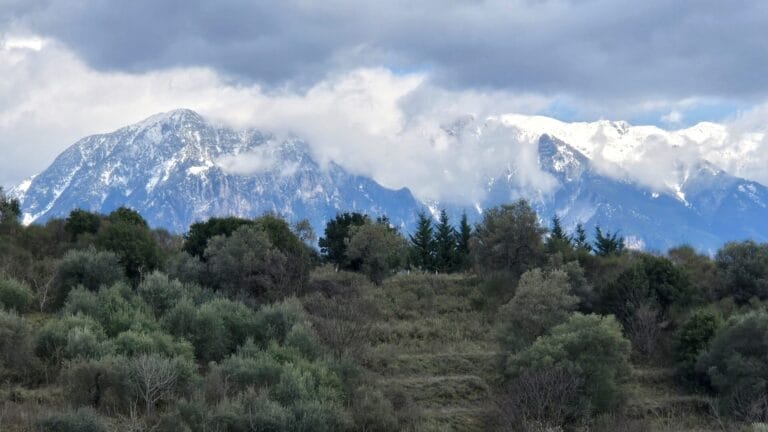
[409,212,435,271]
[573,223,592,253]
[434,209,458,273]
[456,212,472,271]
[546,215,573,254]
[594,226,625,256]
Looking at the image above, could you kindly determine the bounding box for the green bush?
[715,241,768,304]
[54,247,124,307]
[62,356,130,411]
[674,309,721,381]
[498,268,578,352]
[37,407,110,432]
[351,387,399,432]
[113,329,194,359]
[507,313,632,415]
[62,287,100,317]
[35,314,109,365]
[0,276,33,312]
[0,309,36,381]
[697,310,768,421]
[95,283,157,337]
[137,271,186,317]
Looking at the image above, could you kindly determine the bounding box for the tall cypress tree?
[456,212,472,271]
[409,212,435,271]
[434,209,457,273]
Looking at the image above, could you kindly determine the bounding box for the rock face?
[13,109,768,252]
[12,109,422,233]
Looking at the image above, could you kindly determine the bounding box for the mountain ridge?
[12,109,768,252]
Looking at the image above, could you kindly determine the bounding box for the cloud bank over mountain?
[0,30,768,204]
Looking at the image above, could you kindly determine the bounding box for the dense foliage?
[0,201,766,431]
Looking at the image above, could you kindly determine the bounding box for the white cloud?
[662,110,682,125]
[2,35,768,207]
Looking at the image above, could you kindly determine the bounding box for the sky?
[2,0,768,201]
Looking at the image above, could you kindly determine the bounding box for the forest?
[1,187,768,431]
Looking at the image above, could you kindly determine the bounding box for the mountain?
[12,109,768,252]
[12,109,422,233]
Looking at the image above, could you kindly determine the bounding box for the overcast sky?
[2,0,768,199]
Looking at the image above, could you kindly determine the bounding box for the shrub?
[715,241,768,304]
[137,271,186,317]
[62,287,100,317]
[498,268,578,352]
[113,329,194,359]
[54,247,124,307]
[35,314,108,365]
[674,309,721,381]
[164,251,206,286]
[95,283,158,337]
[0,275,33,312]
[697,310,768,421]
[0,309,36,381]
[37,407,110,432]
[62,356,129,411]
[507,313,632,415]
[351,387,399,432]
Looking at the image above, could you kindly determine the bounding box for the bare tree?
[496,368,583,430]
[625,302,663,360]
[128,354,180,417]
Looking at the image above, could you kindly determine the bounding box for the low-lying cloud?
[1,37,768,207]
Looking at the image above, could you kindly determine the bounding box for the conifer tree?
[434,210,457,272]
[573,223,592,253]
[594,226,625,256]
[409,212,435,271]
[456,212,472,271]
[546,215,573,254]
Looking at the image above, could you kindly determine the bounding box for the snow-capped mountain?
[12,109,768,252]
[12,109,422,233]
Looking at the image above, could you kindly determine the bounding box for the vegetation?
[0,201,766,431]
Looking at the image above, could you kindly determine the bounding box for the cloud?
[4,0,768,106]
[0,37,555,204]
[2,33,768,208]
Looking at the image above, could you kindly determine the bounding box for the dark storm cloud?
[4,0,768,100]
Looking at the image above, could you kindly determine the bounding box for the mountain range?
[11,109,768,253]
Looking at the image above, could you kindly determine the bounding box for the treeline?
[1,187,768,430]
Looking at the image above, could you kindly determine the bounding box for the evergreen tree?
[456,212,472,271]
[573,223,591,253]
[0,187,21,225]
[546,215,573,254]
[434,210,458,273]
[594,226,625,256]
[318,212,370,269]
[409,212,435,271]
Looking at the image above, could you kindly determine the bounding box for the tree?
[204,225,289,301]
[434,209,457,273]
[471,200,546,277]
[128,354,183,416]
[715,240,768,304]
[0,276,34,313]
[593,226,624,256]
[0,187,21,225]
[183,216,253,259]
[507,313,632,415]
[572,223,592,253]
[546,215,572,255]
[96,219,161,282]
[54,247,124,307]
[318,212,369,269]
[697,311,768,421]
[498,268,578,352]
[456,212,472,271]
[668,245,718,303]
[674,309,721,381]
[408,212,435,271]
[64,209,101,241]
[346,223,407,284]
